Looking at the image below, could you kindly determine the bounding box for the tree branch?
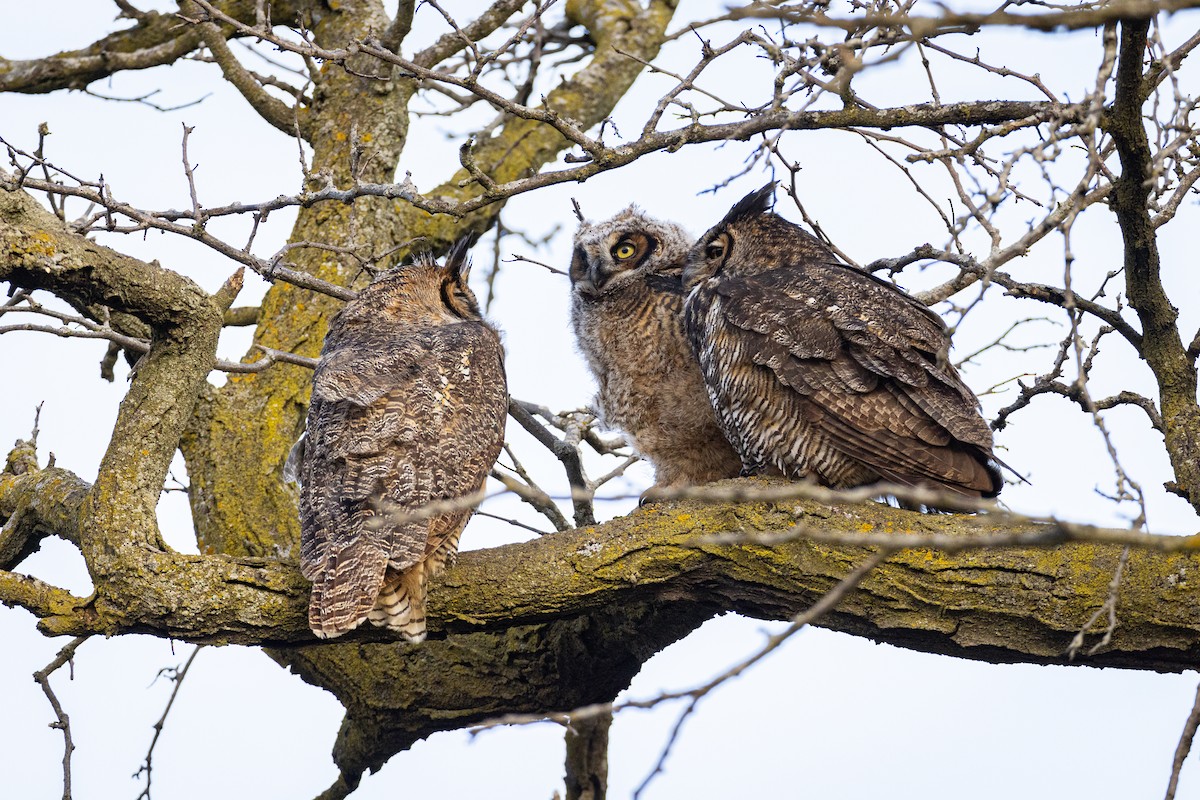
[412,0,532,69]
[0,1,301,94]
[181,0,1088,218]
[283,600,712,789]
[564,710,611,800]
[740,0,1200,37]
[195,18,304,138]
[1105,19,1200,513]
[6,436,1200,673]
[33,637,88,800]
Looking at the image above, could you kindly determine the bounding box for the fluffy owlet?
[682,184,1003,499]
[288,240,507,640]
[570,205,742,487]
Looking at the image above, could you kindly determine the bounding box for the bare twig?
[1165,682,1200,800]
[632,548,892,799]
[33,637,89,800]
[468,546,892,788]
[507,399,595,527]
[133,646,204,800]
[1067,544,1131,659]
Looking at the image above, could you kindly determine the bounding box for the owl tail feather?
[307,543,389,639]
[367,567,428,643]
[308,581,374,640]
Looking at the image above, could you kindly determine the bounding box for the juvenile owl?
[289,239,507,641]
[570,206,742,487]
[683,184,1003,499]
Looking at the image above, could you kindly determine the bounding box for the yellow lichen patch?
[676,513,693,524]
[334,131,347,142]
[24,230,56,257]
[858,522,875,533]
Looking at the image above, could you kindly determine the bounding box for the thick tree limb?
[4,447,1200,672]
[0,173,214,331]
[1105,20,1200,513]
[0,462,86,568]
[564,709,611,800]
[1,174,255,634]
[0,1,301,95]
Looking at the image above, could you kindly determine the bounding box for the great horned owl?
[289,240,507,640]
[570,205,742,488]
[683,184,1003,499]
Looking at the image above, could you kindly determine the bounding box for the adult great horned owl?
[683,184,1002,499]
[570,205,742,487]
[289,240,507,640]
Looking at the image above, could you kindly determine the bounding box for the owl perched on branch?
[288,240,507,641]
[570,205,742,488]
[683,184,1004,500]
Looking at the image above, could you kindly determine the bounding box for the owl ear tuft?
[445,236,474,283]
[721,182,777,227]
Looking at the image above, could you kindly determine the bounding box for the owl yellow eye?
[613,240,638,260]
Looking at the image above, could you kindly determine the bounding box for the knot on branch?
[4,438,40,478]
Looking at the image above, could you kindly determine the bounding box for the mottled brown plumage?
[288,240,507,640]
[682,184,1002,500]
[570,206,742,487]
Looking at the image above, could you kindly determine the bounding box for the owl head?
[341,237,483,325]
[684,182,829,290]
[569,205,693,299]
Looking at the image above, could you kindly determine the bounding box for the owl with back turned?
[288,239,507,641]
[683,184,1003,500]
[570,205,742,488]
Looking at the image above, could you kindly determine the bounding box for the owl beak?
[681,261,699,291]
[569,246,611,296]
[682,255,711,292]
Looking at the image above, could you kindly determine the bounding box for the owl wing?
[714,263,998,493]
[298,321,507,635]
